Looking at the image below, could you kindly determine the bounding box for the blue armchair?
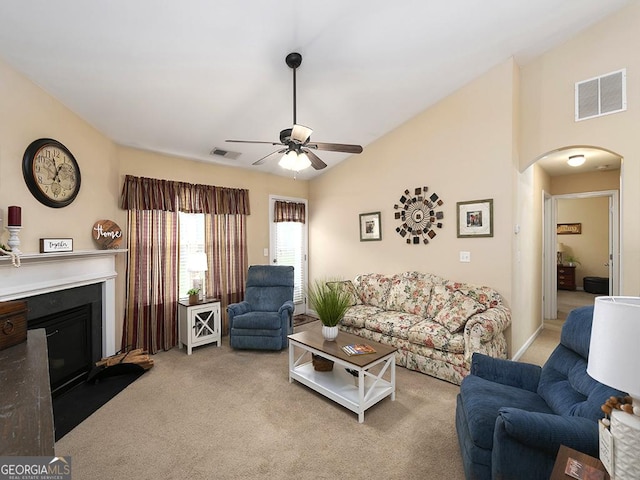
[227,265,294,351]
[456,305,626,480]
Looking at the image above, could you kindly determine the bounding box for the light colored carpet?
[544,289,598,332]
[55,321,466,480]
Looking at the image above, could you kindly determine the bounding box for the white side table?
[178,298,221,354]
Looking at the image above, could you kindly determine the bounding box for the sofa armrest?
[492,408,599,480]
[227,301,251,317]
[464,304,511,362]
[470,353,541,391]
[465,304,511,341]
[496,407,600,456]
[279,300,294,316]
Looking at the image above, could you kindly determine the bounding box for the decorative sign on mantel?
[40,238,73,253]
[92,219,123,250]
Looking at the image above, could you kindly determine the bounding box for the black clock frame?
[22,138,81,208]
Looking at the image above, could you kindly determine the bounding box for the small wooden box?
[0,301,28,351]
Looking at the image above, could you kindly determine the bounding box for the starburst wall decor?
[394,186,444,244]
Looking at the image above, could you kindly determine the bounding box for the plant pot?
[321,325,339,341]
[188,294,199,305]
[312,353,334,371]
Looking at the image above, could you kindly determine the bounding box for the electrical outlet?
[459,251,471,263]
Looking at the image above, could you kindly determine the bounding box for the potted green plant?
[564,255,581,267]
[187,288,200,305]
[306,279,352,342]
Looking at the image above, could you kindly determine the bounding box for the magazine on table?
[342,343,376,356]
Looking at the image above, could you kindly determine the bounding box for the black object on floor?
[53,365,146,441]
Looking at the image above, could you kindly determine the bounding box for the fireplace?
[25,283,103,396]
[0,250,123,379]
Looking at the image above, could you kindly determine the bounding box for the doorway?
[269,195,308,316]
[538,146,622,326]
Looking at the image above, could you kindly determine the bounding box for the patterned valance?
[274,200,305,224]
[120,175,250,215]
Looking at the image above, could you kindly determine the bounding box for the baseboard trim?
[511,323,544,361]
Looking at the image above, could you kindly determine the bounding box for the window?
[178,212,205,298]
[270,196,308,315]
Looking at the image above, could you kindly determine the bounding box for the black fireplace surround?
[25,283,102,396]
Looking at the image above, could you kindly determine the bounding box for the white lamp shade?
[588,296,640,398]
[279,150,311,171]
[187,252,208,272]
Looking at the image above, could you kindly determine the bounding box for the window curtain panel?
[122,209,179,353]
[205,215,248,335]
[120,175,249,351]
[274,200,305,223]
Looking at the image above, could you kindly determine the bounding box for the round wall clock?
[394,186,444,244]
[22,138,81,208]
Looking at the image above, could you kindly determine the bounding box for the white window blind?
[274,221,305,304]
[178,212,205,298]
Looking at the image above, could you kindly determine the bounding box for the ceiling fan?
[226,52,363,171]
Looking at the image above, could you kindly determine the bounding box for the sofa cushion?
[364,310,424,340]
[326,280,361,306]
[385,275,432,316]
[408,319,465,353]
[448,282,502,309]
[426,283,454,318]
[341,305,383,328]
[459,374,554,450]
[433,290,487,333]
[356,273,392,307]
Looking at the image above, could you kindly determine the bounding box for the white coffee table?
[288,329,396,423]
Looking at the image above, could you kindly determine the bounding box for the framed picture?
[457,199,493,238]
[557,223,581,235]
[359,212,382,241]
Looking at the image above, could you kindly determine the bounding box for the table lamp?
[587,296,640,480]
[187,252,208,301]
[557,242,565,265]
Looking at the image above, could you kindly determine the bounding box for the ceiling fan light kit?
[279,150,311,171]
[226,52,363,172]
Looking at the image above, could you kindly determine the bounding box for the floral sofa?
[336,272,511,385]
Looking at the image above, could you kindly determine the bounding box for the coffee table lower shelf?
[288,339,395,423]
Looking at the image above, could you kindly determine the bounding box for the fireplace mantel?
[0,249,126,357]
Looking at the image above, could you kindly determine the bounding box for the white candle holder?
[6,225,22,254]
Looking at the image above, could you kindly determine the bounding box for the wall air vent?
[209,147,241,160]
[575,68,626,121]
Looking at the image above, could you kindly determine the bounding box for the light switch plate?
[459,251,471,263]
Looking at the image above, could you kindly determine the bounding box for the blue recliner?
[227,265,294,351]
[455,305,626,480]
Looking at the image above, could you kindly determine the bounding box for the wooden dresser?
[557,265,577,291]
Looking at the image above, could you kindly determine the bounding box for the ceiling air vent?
[209,147,241,160]
[575,68,626,121]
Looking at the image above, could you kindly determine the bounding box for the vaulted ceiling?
[0,1,631,179]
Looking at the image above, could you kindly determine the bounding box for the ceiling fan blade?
[226,139,284,146]
[291,124,313,143]
[253,149,286,166]
[304,149,327,170]
[307,142,363,154]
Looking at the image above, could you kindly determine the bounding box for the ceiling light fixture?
[279,149,311,171]
[567,154,586,167]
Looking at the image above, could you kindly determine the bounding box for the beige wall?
[0,57,308,348]
[310,59,517,350]
[520,2,640,297]
[551,169,620,196]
